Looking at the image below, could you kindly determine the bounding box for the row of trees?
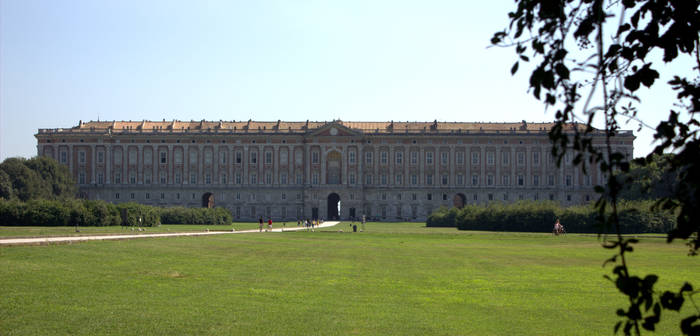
[427,200,675,234]
[0,199,233,227]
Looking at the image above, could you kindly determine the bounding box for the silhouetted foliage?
[493,0,699,334]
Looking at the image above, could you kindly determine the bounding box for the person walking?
[267,218,273,232]
[258,217,263,232]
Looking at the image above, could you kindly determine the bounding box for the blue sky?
[0,0,686,160]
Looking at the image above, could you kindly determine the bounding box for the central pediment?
[307,121,361,137]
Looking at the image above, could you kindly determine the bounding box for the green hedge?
[0,199,232,227]
[426,200,676,234]
[160,206,232,225]
[0,199,121,227]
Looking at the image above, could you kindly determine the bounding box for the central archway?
[327,193,340,220]
[202,192,214,208]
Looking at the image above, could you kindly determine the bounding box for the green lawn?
[0,223,262,238]
[0,222,695,335]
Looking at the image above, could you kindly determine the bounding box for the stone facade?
[35,120,634,221]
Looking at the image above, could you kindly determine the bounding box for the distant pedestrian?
[258,217,263,232]
[268,218,273,232]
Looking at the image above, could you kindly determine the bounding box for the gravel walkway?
[0,221,340,246]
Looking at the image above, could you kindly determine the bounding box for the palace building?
[35,120,634,221]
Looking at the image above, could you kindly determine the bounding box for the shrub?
[433,200,676,234]
[160,206,232,225]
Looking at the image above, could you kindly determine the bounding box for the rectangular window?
[380,151,388,165]
[518,175,524,186]
[349,151,356,164]
[410,151,418,165]
[190,173,197,184]
[265,172,272,184]
[220,152,226,164]
[472,174,479,186]
[457,174,464,185]
[442,175,448,185]
[312,172,319,185]
[533,175,540,186]
[251,152,257,164]
[312,151,319,164]
[60,151,68,164]
[97,151,104,163]
[250,173,257,184]
[145,193,150,200]
[79,151,86,164]
[349,173,356,185]
[440,152,448,165]
[205,173,211,184]
[160,193,165,200]
[487,174,493,186]
[281,173,287,185]
[502,151,509,165]
[144,173,151,184]
[129,173,136,184]
[411,174,417,185]
[380,174,387,185]
[235,173,241,184]
[296,174,303,185]
[365,174,372,185]
[456,152,464,165]
[517,152,525,165]
[174,173,181,184]
[220,174,227,184]
[426,174,433,185]
[115,193,120,199]
[365,152,373,164]
[78,172,86,184]
[472,152,480,165]
[584,175,591,186]
[486,152,494,165]
[396,152,403,165]
[236,151,242,164]
[265,151,272,164]
[412,193,417,201]
[130,193,135,199]
[426,152,433,165]
[97,173,104,184]
[160,151,167,164]
[502,175,510,185]
[488,194,493,201]
[566,175,572,186]
[427,193,432,201]
[160,172,167,184]
[395,174,402,185]
[548,175,555,186]
[533,152,540,165]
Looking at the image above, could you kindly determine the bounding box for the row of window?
[85,170,592,187]
[111,191,589,204]
[63,147,614,168]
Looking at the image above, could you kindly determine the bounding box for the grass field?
[0,223,261,238]
[0,222,696,335]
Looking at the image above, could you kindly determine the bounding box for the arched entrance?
[453,193,466,209]
[202,192,214,208]
[327,193,340,220]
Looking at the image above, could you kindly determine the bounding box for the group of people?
[297,219,321,231]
